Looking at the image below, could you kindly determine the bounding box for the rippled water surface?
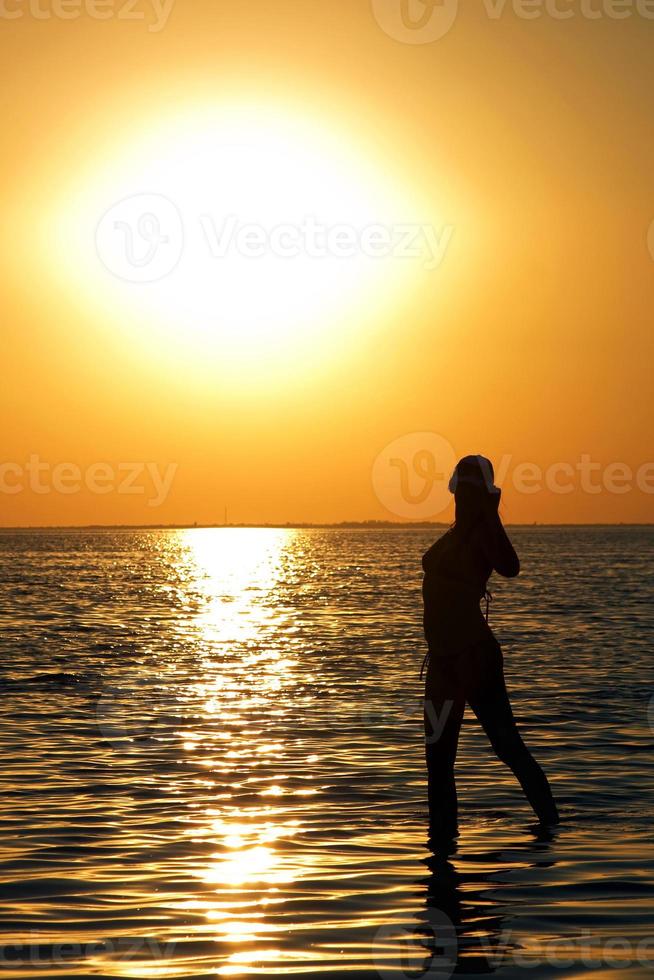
[1,526,653,979]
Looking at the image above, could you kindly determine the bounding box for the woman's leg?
[468,647,559,825]
[424,660,466,838]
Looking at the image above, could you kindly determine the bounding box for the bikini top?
[422,527,492,598]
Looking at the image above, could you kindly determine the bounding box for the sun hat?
[448,454,499,494]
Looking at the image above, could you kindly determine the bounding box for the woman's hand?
[483,486,501,517]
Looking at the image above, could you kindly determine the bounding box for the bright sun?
[51,104,424,373]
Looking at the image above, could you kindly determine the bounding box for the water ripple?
[0,526,653,978]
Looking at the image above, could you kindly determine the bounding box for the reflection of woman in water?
[422,455,559,840]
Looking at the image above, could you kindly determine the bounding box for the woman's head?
[449,455,499,526]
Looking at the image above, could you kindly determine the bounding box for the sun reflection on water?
[170,529,307,972]
[179,527,293,644]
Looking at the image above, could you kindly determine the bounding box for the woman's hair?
[449,455,497,529]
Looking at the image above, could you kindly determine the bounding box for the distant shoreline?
[0,522,651,531]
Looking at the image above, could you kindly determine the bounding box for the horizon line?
[0,521,652,531]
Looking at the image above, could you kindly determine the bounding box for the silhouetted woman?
[422,455,559,841]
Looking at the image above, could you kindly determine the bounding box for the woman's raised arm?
[480,491,520,578]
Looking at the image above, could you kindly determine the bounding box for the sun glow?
[50,103,423,376]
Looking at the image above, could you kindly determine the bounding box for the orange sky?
[1,2,653,525]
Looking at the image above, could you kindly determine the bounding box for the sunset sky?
[2,1,653,525]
